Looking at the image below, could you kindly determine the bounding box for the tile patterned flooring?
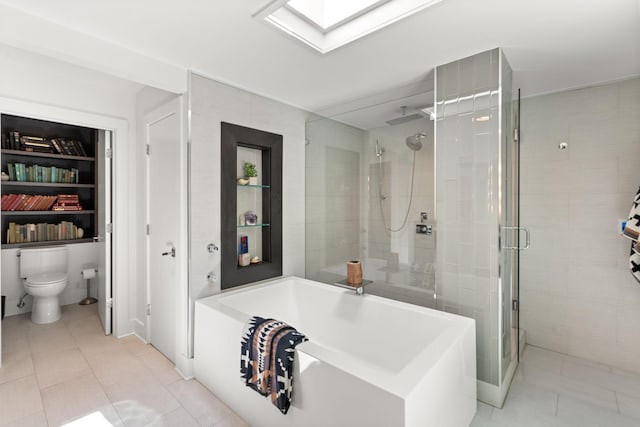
[472,345,640,427]
[0,304,248,427]
[3,304,640,426]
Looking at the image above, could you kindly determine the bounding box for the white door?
[146,98,182,362]
[97,130,112,335]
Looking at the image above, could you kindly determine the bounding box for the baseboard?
[130,318,147,341]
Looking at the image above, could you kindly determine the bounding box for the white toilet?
[20,246,69,324]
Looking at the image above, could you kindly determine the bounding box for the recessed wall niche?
[220,122,282,289]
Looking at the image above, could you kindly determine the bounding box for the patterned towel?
[625,186,640,283]
[240,316,308,414]
[624,186,640,241]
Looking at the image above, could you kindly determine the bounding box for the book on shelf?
[10,132,20,150]
[6,220,81,244]
[1,194,16,210]
[59,139,73,156]
[70,140,87,157]
[7,163,15,181]
[9,194,28,211]
[3,133,89,158]
[1,194,57,211]
[50,138,64,155]
[6,163,80,184]
[23,195,40,211]
[20,136,54,153]
[34,196,50,211]
[52,193,81,211]
[56,194,79,202]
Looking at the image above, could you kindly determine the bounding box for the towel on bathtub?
[624,186,640,241]
[240,316,308,414]
[625,186,640,283]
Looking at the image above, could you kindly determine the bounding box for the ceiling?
[0,0,638,121]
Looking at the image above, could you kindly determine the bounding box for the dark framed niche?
[221,122,282,289]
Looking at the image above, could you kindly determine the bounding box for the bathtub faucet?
[332,279,370,296]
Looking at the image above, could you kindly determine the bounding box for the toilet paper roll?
[81,268,96,279]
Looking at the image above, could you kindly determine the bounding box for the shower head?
[406,133,425,151]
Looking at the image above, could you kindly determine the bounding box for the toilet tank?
[19,246,68,279]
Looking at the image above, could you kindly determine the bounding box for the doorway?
[0,98,131,363]
[145,98,183,363]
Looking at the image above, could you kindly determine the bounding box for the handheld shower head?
[406,133,425,151]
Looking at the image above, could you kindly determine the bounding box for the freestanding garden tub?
[194,276,476,427]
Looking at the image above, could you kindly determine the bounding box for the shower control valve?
[416,224,432,235]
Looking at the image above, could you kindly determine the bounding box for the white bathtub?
[194,276,476,427]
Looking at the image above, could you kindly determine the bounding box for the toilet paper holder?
[79,268,98,305]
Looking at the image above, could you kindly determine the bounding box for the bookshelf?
[1,114,98,248]
[221,122,282,289]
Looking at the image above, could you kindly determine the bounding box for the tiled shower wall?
[366,120,435,266]
[520,77,640,372]
[435,48,504,386]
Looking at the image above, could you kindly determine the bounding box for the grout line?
[614,391,621,414]
[555,393,559,416]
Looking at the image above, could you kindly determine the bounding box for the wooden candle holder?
[346,260,363,286]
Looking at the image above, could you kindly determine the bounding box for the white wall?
[0,44,142,119]
[189,72,307,300]
[520,78,640,372]
[0,5,185,95]
[0,44,144,337]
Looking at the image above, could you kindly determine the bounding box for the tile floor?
[3,305,640,427]
[472,345,640,427]
[0,304,248,427]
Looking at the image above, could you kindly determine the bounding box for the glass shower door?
[500,56,515,380]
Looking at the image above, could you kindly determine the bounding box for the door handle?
[161,246,176,257]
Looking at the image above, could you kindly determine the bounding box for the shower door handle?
[521,228,530,250]
[502,227,530,250]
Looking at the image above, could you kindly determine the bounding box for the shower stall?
[305,47,522,408]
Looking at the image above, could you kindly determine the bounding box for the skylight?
[287,0,389,31]
[255,0,444,54]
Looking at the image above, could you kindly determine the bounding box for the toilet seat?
[25,272,67,286]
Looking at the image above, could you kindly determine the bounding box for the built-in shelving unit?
[1,114,98,248]
[221,122,283,289]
